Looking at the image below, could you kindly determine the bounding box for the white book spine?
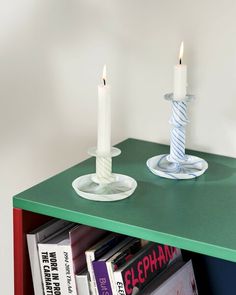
[114,271,126,295]
[106,262,117,295]
[75,273,91,295]
[27,234,44,295]
[38,244,63,295]
[85,251,98,295]
[57,245,78,295]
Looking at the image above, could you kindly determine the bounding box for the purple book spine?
[93,260,113,295]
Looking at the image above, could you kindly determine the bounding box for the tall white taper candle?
[97,65,111,154]
[96,65,113,184]
[173,42,187,100]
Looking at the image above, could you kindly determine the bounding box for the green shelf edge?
[13,197,236,263]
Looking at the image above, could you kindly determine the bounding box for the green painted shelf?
[13,138,236,263]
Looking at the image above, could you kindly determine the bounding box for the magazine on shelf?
[85,233,126,295]
[92,237,134,295]
[57,224,107,295]
[141,260,198,295]
[113,242,182,295]
[38,224,76,295]
[106,238,144,294]
[27,219,73,295]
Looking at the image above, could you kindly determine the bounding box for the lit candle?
[97,65,111,155]
[173,42,187,100]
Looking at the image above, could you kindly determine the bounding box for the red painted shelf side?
[13,208,51,295]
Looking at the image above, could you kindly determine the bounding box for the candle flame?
[179,41,184,64]
[102,64,107,85]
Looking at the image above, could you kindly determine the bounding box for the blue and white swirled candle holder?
[147,93,208,179]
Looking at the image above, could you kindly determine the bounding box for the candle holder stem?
[94,155,115,184]
[168,101,188,163]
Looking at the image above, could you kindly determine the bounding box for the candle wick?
[179,58,182,65]
[103,78,106,86]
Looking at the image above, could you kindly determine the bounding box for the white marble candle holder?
[72,147,137,201]
[147,93,208,179]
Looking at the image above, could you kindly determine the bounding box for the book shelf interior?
[14,209,236,295]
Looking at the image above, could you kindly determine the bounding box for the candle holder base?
[72,173,137,201]
[72,146,137,201]
[147,154,208,180]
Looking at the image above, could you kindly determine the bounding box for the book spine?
[92,261,113,295]
[107,262,119,295]
[38,244,62,295]
[58,245,78,295]
[114,271,126,295]
[75,273,91,295]
[27,234,44,295]
[85,251,98,295]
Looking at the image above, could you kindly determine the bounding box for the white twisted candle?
[169,101,188,163]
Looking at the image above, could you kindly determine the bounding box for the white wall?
[123,0,236,156]
[0,1,128,293]
[1,0,236,294]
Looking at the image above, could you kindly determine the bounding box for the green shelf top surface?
[13,138,236,262]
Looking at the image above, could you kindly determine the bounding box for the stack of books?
[27,218,198,295]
